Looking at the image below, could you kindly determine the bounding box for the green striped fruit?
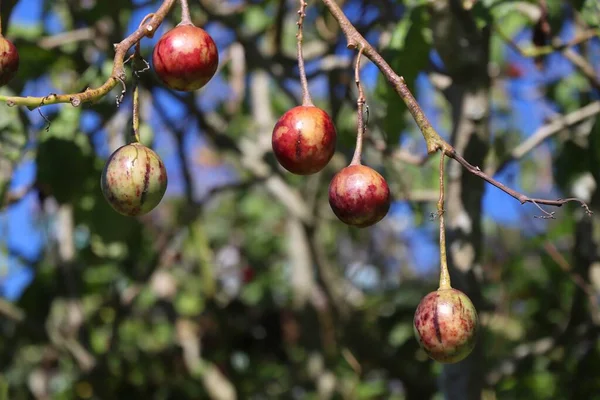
[413,288,478,363]
[101,143,167,216]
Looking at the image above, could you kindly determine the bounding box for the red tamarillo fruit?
[413,288,479,363]
[152,23,219,91]
[0,35,19,87]
[271,105,337,175]
[101,143,168,216]
[328,164,390,227]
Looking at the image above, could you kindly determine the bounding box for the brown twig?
[297,0,313,106]
[350,46,365,166]
[0,0,177,109]
[446,148,593,217]
[320,0,443,153]
[321,0,591,217]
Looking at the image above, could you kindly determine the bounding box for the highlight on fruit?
[328,164,391,228]
[413,287,479,364]
[0,34,19,87]
[271,105,337,175]
[152,23,219,92]
[101,142,168,217]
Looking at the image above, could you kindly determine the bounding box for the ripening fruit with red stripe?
[101,143,168,216]
[272,105,337,175]
[328,165,390,227]
[0,34,19,87]
[152,24,219,91]
[413,288,479,363]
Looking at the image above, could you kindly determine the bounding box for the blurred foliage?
[1,0,600,400]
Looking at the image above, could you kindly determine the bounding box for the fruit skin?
[0,35,19,87]
[272,105,337,175]
[328,165,390,227]
[152,24,219,91]
[101,143,168,216]
[413,288,479,364]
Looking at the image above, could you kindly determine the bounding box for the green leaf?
[36,137,94,204]
[0,99,27,201]
[388,323,413,347]
[244,5,272,35]
[580,0,600,28]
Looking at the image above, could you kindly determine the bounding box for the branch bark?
[0,0,177,109]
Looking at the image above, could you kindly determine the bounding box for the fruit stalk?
[350,47,365,166]
[296,0,312,106]
[437,152,451,290]
[131,43,142,143]
[179,0,192,25]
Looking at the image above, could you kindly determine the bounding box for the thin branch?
[446,148,593,217]
[496,25,600,58]
[321,0,592,217]
[494,101,600,175]
[495,25,600,89]
[296,0,312,106]
[320,0,444,153]
[37,27,95,50]
[562,48,600,90]
[350,46,365,166]
[0,0,177,109]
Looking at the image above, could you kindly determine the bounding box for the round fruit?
[152,23,219,91]
[413,288,479,363]
[271,105,336,175]
[0,35,19,87]
[328,165,390,227]
[101,143,168,216]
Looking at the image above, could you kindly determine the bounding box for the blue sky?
[1,0,598,300]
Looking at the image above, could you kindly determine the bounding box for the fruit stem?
[179,0,192,25]
[131,43,142,143]
[350,47,365,166]
[0,0,3,36]
[296,0,313,106]
[438,152,451,290]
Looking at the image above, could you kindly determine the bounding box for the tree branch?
[495,25,600,89]
[320,0,445,154]
[0,0,177,109]
[494,101,600,175]
[321,0,592,217]
[446,148,592,217]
